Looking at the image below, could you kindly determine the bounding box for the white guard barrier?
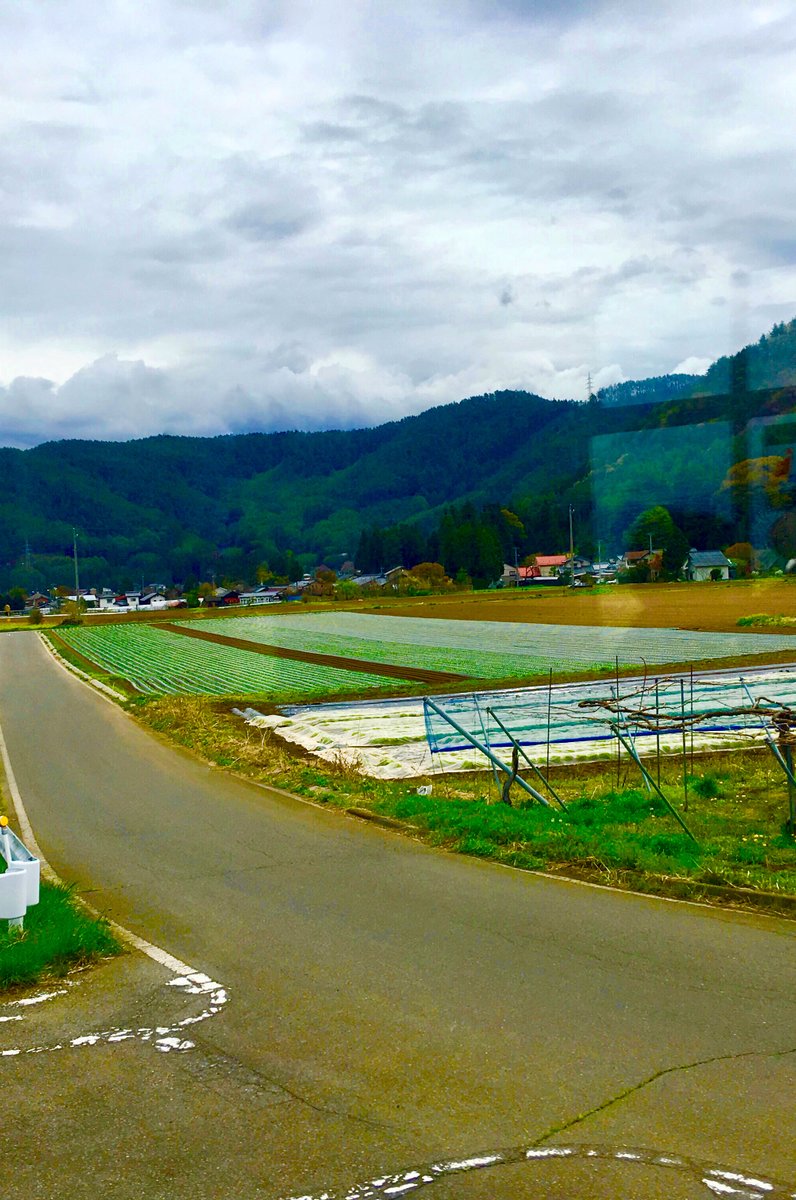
[0,821,40,925]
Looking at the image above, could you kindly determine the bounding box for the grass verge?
[136,695,796,918]
[42,629,140,697]
[737,613,796,628]
[0,879,121,991]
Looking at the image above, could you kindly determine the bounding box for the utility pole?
[72,528,80,600]
[568,504,575,586]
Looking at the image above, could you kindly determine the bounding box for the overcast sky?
[1,0,795,446]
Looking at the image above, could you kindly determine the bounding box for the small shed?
[684,550,732,581]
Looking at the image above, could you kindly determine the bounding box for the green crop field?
[52,610,796,702]
[53,625,400,697]
[218,611,796,674]
[222,615,554,678]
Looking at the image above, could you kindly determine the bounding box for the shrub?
[60,600,84,624]
[689,773,722,799]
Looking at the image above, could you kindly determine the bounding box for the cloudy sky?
[1,0,795,446]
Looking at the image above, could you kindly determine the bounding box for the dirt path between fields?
[158,621,468,685]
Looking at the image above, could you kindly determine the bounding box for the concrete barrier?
[0,817,40,929]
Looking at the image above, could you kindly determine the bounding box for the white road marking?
[0,710,46,863]
[11,988,69,1006]
[0,682,229,1056]
[285,1144,792,1199]
[0,974,228,1057]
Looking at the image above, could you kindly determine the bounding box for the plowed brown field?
[373,579,796,633]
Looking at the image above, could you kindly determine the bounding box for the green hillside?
[3,322,796,591]
[2,391,592,588]
[596,373,701,407]
[696,318,796,396]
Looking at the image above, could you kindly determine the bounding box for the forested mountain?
[2,391,596,589]
[2,323,796,592]
[596,321,796,408]
[596,374,702,407]
[357,385,796,584]
[695,318,796,395]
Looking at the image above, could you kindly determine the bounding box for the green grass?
[351,782,796,898]
[737,613,796,627]
[0,880,121,991]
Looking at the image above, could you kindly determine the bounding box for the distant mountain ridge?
[597,318,796,407]
[696,317,796,395]
[596,374,702,407]
[1,318,795,590]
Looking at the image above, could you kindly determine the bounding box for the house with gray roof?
[684,550,732,581]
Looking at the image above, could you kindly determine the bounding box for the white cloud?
[0,0,794,445]
[673,356,713,375]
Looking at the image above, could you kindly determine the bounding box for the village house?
[25,592,51,611]
[138,592,169,609]
[238,586,283,606]
[684,550,732,581]
[619,548,664,581]
[501,555,578,586]
[202,587,241,607]
[534,554,569,577]
[351,573,388,588]
[620,548,659,571]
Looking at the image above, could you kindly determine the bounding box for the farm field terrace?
[216,613,591,679]
[210,610,796,676]
[248,662,796,779]
[48,624,406,698]
[47,608,796,701]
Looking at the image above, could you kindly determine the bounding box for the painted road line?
[0,700,229,1050]
[0,973,228,1058]
[285,1142,794,1199]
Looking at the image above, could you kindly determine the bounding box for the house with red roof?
[533,554,569,577]
[501,556,570,586]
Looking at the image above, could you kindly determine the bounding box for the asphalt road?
[1,631,795,1199]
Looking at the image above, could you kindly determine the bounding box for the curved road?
[1,632,795,1198]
